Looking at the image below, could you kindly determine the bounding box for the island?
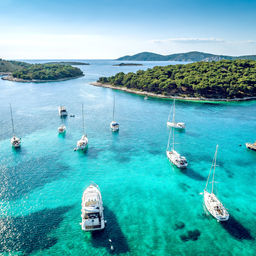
[1,59,84,82]
[94,59,256,102]
[117,51,256,62]
[113,63,143,66]
[45,61,90,65]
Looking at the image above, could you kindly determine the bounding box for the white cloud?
[152,38,225,44]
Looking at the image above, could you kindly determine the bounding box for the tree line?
[98,60,256,98]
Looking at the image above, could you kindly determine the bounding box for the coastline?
[1,74,84,83]
[90,82,256,102]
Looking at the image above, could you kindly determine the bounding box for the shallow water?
[0,60,255,256]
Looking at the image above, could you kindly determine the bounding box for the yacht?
[81,183,105,231]
[9,104,21,148]
[110,96,119,132]
[167,99,185,129]
[58,125,66,134]
[76,104,88,151]
[166,127,187,168]
[203,145,229,222]
[245,141,256,151]
[58,106,68,117]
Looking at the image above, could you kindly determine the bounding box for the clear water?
[0,60,255,256]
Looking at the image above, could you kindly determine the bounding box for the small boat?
[110,96,119,132]
[58,125,66,134]
[167,99,185,129]
[9,104,21,148]
[58,106,68,117]
[203,145,229,222]
[166,126,187,168]
[81,183,105,231]
[245,142,256,151]
[76,104,88,151]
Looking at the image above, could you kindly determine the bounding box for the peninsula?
[95,60,256,101]
[117,51,256,62]
[1,59,84,82]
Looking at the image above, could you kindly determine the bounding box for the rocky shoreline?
[1,74,84,83]
[90,82,256,102]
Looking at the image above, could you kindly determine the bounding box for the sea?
[0,60,255,256]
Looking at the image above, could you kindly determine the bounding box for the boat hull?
[81,184,105,231]
[167,121,185,129]
[11,137,21,148]
[77,135,88,150]
[166,150,188,169]
[246,143,256,151]
[110,121,119,132]
[204,191,229,221]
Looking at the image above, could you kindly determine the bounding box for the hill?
[98,59,256,100]
[117,51,256,62]
[0,59,31,73]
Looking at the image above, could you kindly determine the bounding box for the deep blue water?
[0,60,255,255]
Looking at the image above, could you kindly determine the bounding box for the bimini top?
[82,185,101,212]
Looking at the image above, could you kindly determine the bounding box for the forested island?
[96,60,256,101]
[113,63,143,66]
[117,51,256,62]
[45,61,89,65]
[1,59,84,82]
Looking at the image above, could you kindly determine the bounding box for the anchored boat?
[58,125,66,134]
[58,106,68,117]
[245,142,256,151]
[203,145,229,222]
[110,96,119,132]
[166,126,187,168]
[81,183,105,231]
[76,104,88,151]
[167,99,185,129]
[9,104,21,148]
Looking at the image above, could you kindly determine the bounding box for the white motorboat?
[245,141,256,151]
[166,126,187,168]
[58,106,68,117]
[110,96,119,132]
[9,104,21,148]
[58,125,66,134]
[203,145,229,222]
[81,183,105,231]
[167,99,185,129]
[76,104,88,151]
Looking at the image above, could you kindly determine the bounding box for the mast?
[9,104,15,136]
[172,99,176,123]
[82,103,85,135]
[166,127,172,151]
[172,128,175,151]
[112,96,115,121]
[211,145,218,193]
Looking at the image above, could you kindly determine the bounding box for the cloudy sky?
[0,0,256,59]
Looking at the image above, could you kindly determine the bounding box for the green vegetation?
[98,60,256,99]
[12,64,83,81]
[45,61,89,65]
[117,51,256,62]
[0,59,31,73]
[113,63,143,66]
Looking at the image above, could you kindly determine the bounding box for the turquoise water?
[0,60,255,256]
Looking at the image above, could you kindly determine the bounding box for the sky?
[0,0,256,59]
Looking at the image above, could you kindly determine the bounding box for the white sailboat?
[76,104,88,151]
[81,183,105,231]
[58,106,68,117]
[167,99,185,129]
[166,127,187,168]
[203,145,229,222]
[58,124,66,134]
[110,96,119,132]
[9,104,21,148]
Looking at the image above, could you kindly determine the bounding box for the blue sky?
[0,0,256,59]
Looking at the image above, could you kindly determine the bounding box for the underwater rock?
[173,221,185,230]
[180,229,201,242]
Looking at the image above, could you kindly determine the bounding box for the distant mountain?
[117,51,256,62]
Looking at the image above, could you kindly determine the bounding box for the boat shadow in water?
[0,205,73,255]
[90,206,130,254]
[180,167,205,181]
[220,216,254,240]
